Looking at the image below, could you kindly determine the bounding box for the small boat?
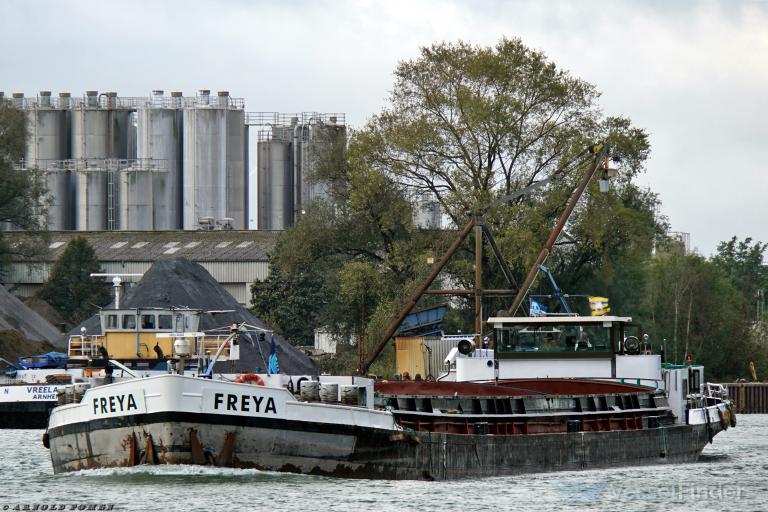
[43,314,735,478]
[17,351,69,370]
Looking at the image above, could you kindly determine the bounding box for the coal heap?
[73,258,317,375]
[0,285,63,347]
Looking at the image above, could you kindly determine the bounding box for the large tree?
[255,38,663,373]
[36,237,111,323]
[355,39,659,312]
[359,38,649,224]
[0,101,49,279]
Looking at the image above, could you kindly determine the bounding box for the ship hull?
[47,410,722,479]
[0,401,56,429]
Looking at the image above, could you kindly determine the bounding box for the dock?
[724,382,768,414]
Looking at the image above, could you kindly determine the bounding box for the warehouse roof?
[4,230,279,263]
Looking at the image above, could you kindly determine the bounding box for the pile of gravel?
[73,258,317,375]
[0,285,64,348]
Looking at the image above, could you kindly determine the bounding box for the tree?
[712,236,767,319]
[639,241,765,381]
[359,38,650,224]
[0,101,49,279]
[36,237,111,323]
[250,266,331,346]
[255,38,663,374]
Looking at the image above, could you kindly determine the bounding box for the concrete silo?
[256,137,292,230]
[118,163,154,230]
[222,91,248,229]
[182,90,247,230]
[136,90,183,229]
[23,91,72,230]
[298,119,346,209]
[71,91,134,230]
[250,113,345,229]
[414,196,442,229]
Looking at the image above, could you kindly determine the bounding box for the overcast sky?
[2,0,765,256]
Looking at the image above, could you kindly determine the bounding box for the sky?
[1,0,765,256]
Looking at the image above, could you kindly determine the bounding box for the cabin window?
[106,314,118,329]
[141,314,156,329]
[495,324,612,354]
[158,314,172,330]
[122,314,136,330]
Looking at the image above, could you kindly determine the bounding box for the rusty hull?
[47,414,723,479]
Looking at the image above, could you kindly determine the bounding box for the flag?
[267,334,280,375]
[588,296,610,316]
[530,299,547,317]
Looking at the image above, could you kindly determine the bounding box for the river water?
[1,415,765,512]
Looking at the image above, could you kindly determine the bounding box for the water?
[1,416,766,512]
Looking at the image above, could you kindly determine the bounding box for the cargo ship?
[44,314,735,478]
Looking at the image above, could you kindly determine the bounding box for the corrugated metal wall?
[5,261,267,305]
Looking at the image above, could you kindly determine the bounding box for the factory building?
[1,231,277,305]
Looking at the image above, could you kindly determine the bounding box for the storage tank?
[71,91,133,230]
[182,90,246,230]
[118,164,153,230]
[298,121,346,212]
[222,92,247,229]
[414,197,442,229]
[24,91,72,230]
[256,139,292,229]
[183,90,226,229]
[136,90,182,229]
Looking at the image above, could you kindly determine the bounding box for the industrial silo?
[71,91,134,230]
[23,91,72,230]
[256,138,292,230]
[136,90,182,229]
[298,119,346,214]
[414,197,442,229]
[182,90,247,230]
[118,163,153,230]
[222,92,247,229]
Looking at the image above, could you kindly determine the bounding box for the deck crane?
[535,264,574,315]
[356,143,614,375]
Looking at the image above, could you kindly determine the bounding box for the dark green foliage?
[0,103,49,279]
[635,240,768,381]
[36,237,111,323]
[250,266,331,346]
[712,237,768,318]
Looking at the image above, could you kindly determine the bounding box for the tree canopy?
[36,237,111,324]
[252,38,762,380]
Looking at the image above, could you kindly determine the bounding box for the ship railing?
[706,382,728,399]
[67,335,105,359]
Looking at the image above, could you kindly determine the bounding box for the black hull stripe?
[48,411,396,439]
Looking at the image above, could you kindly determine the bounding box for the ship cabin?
[444,316,663,389]
[67,307,235,366]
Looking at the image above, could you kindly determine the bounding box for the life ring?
[236,373,265,386]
